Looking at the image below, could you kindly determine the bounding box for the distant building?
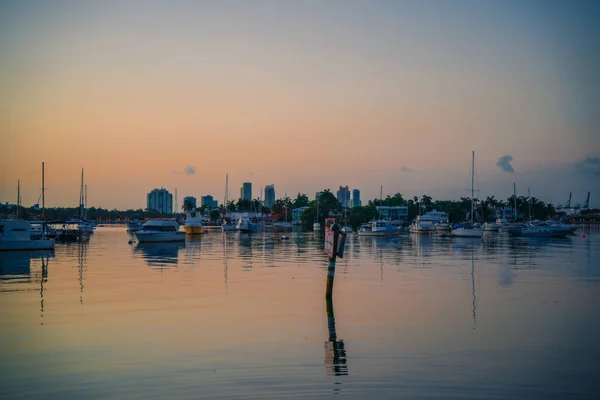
[201,195,219,209]
[292,206,309,224]
[315,191,322,201]
[337,186,350,207]
[147,188,173,214]
[183,196,197,209]
[352,189,361,207]
[240,182,252,201]
[264,184,275,207]
[376,206,409,222]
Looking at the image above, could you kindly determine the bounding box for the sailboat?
[452,151,483,238]
[313,193,321,231]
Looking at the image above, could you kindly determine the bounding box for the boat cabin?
[0,220,32,242]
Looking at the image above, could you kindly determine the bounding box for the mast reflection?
[40,255,49,325]
[78,242,87,305]
[324,262,348,376]
[471,246,477,326]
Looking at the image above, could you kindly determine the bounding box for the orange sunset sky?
[1,1,598,209]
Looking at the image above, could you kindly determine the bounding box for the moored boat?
[134,220,186,242]
[236,214,266,233]
[0,220,55,251]
[483,222,500,232]
[358,220,398,236]
[410,216,435,234]
[182,211,204,235]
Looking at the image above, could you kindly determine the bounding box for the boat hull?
[0,239,55,251]
[134,232,187,243]
[410,228,433,234]
[452,228,483,237]
[358,231,387,237]
[183,226,204,235]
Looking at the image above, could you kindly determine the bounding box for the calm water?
[1,226,599,399]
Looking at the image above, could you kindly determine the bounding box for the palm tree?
[182,199,195,212]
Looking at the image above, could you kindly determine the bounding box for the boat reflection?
[0,250,55,282]
[134,242,185,270]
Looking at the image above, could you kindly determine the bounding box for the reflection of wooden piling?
[323,223,348,376]
[326,260,335,299]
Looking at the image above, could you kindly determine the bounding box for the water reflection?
[0,250,54,283]
[40,256,49,325]
[471,247,477,326]
[133,242,184,270]
[77,242,88,305]
[324,262,348,377]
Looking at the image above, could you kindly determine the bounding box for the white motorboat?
[410,216,435,234]
[0,220,55,251]
[341,225,352,234]
[452,151,482,238]
[483,222,500,232]
[30,223,58,239]
[546,219,578,234]
[358,220,398,236]
[134,220,186,242]
[434,223,451,232]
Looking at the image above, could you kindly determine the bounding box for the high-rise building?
[240,182,252,201]
[201,195,218,209]
[146,187,173,214]
[352,189,361,207]
[183,196,196,209]
[315,191,322,201]
[337,186,351,207]
[264,184,275,207]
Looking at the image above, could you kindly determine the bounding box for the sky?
[1,0,598,210]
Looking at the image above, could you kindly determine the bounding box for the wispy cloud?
[400,166,415,173]
[496,155,515,173]
[575,157,600,175]
[173,165,196,175]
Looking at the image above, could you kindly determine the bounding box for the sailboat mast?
[79,168,84,219]
[513,183,517,221]
[42,162,45,218]
[471,151,475,226]
[224,173,229,207]
[17,179,20,219]
[85,184,88,219]
[528,187,532,222]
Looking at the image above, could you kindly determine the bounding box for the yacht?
[410,215,435,234]
[134,220,186,243]
[508,221,570,237]
[358,220,398,236]
[546,219,578,234]
[30,223,58,240]
[434,223,451,232]
[0,220,55,251]
[483,222,500,232]
[55,223,91,242]
[127,219,143,232]
[182,210,204,235]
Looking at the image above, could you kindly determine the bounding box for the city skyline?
[1,1,598,208]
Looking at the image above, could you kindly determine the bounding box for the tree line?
[1,191,569,229]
